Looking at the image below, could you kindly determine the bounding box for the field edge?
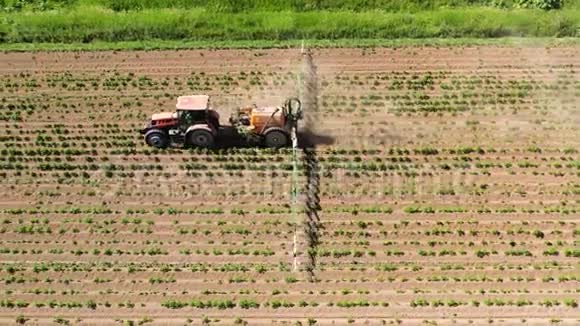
[2,37,580,52]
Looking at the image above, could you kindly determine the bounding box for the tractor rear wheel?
[264,128,289,148]
[145,129,168,149]
[189,129,214,148]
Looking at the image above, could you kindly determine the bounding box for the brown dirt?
[0,46,578,325]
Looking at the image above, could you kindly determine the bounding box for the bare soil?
[0,46,578,325]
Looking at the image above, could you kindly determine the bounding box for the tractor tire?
[145,129,168,149]
[264,128,289,148]
[188,129,214,148]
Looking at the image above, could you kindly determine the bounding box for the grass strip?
[0,8,578,45]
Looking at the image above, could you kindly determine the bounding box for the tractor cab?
[175,95,220,131]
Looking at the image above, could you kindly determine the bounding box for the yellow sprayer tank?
[250,106,286,133]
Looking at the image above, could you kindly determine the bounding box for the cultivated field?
[0,46,579,325]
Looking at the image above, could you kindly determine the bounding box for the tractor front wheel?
[189,129,214,148]
[264,128,289,148]
[145,129,168,149]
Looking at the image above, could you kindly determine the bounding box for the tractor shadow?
[212,126,330,281]
[298,130,335,149]
[211,127,335,149]
[213,126,251,149]
[302,146,321,281]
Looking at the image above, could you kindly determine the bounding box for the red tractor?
[140,95,220,148]
[140,95,302,149]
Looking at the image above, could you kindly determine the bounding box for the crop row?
[3,205,577,216]
[0,298,576,310]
